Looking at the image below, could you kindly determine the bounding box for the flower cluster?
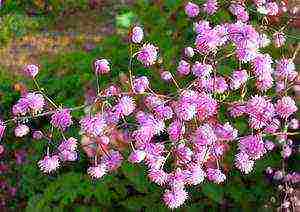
[0,0,299,210]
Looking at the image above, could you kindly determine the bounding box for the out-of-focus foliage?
[0,0,299,210]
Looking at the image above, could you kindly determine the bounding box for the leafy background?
[0,0,299,211]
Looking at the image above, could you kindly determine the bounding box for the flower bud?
[14,125,30,137]
[131,26,144,44]
[24,64,39,78]
[94,59,110,74]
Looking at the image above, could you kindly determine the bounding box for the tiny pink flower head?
[58,137,77,152]
[203,0,219,15]
[185,2,200,18]
[116,96,136,116]
[148,168,169,186]
[266,2,279,15]
[273,32,286,48]
[26,92,45,113]
[206,168,226,184]
[230,69,248,90]
[289,118,299,130]
[177,60,191,76]
[239,135,266,160]
[131,26,144,44]
[128,150,146,163]
[87,164,107,179]
[160,71,172,81]
[276,96,297,119]
[14,124,30,137]
[186,166,206,185]
[51,108,73,131]
[0,120,6,140]
[0,145,4,155]
[184,47,194,58]
[24,64,39,78]
[275,58,297,81]
[59,150,77,162]
[38,155,60,173]
[32,130,43,140]
[133,76,149,94]
[235,152,255,174]
[192,62,213,78]
[137,43,158,66]
[264,140,276,151]
[102,150,123,171]
[168,120,185,142]
[94,59,110,74]
[163,188,188,209]
[281,145,292,159]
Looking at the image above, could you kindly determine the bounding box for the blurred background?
[0,0,299,211]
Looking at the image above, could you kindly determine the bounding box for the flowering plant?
[0,0,299,210]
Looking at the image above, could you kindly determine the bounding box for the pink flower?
[58,137,77,152]
[194,20,211,34]
[38,155,60,173]
[51,108,73,131]
[203,0,219,15]
[206,168,226,184]
[148,169,168,186]
[116,96,136,116]
[163,188,188,209]
[184,2,199,18]
[230,69,248,90]
[207,76,228,93]
[184,47,194,58]
[239,135,266,160]
[266,2,279,15]
[273,32,286,48]
[32,130,43,140]
[80,114,107,137]
[275,58,297,81]
[276,96,297,119]
[87,164,107,179]
[25,92,45,113]
[192,62,213,78]
[168,120,185,142]
[24,64,39,78]
[94,59,110,74]
[133,76,149,94]
[102,150,123,171]
[137,43,158,66]
[289,119,299,130]
[186,166,206,185]
[177,60,190,76]
[194,124,217,146]
[214,122,238,141]
[175,101,197,121]
[235,152,255,174]
[160,71,172,81]
[131,26,143,43]
[14,124,30,137]
[128,150,146,163]
[229,4,249,22]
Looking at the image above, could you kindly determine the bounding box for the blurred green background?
[0,0,299,211]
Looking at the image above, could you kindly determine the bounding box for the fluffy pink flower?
[177,60,190,76]
[194,124,217,146]
[128,150,146,163]
[116,96,136,116]
[275,58,297,81]
[137,43,158,66]
[276,96,297,119]
[94,59,110,74]
[163,188,188,209]
[133,76,149,94]
[203,0,219,15]
[184,2,200,18]
[131,26,143,43]
[148,169,169,186]
[58,137,77,152]
[24,64,39,78]
[80,114,107,137]
[14,124,30,137]
[214,122,238,141]
[239,135,266,160]
[168,120,185,141]
[266,2,279,15]
[230,69,248,90]
[186,166,206,185]
[229,4,249,22]
[87,164,107,179]
[102,150,123,171]
[51,108,73,131]
[25,92,45,113]
[206,168,226,184]
[175,101,197,121]
[38,155,60,173]
[194,20,211,34]
[192,62,213,78]
[235,152,255,174]
[160,71,172,81]
[207,76,228,93]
